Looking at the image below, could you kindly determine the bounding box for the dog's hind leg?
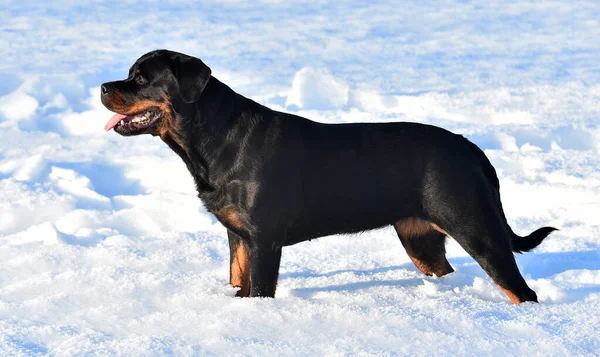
[420,141,546,303]
[426,201,538,303]
[451,228,538,304]
[393,218,454,277]
[431,197,539,304]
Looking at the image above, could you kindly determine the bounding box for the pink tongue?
[105,113,128,132]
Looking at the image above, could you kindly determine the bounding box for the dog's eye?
[135,75,146,85]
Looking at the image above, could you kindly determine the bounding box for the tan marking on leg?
[394,218,433,238]
[409,256,454,277]
[409,257,435,276]
[494,282,523,304]
[394,218,454,277]
[430,223,450,237]
[231,243,250,297]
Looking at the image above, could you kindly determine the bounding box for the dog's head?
[100,50,211,136]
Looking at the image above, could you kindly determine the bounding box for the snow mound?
[286,67,349,110]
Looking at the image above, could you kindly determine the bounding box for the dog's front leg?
[248,242,282,298]
[228,230,251,297]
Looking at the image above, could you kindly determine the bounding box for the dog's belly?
[275,162,426,245]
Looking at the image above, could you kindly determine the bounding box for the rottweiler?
[101,50,556,303]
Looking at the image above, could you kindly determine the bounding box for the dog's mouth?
[105,107,162,135]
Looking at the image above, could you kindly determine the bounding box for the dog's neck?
[161,76,269,209]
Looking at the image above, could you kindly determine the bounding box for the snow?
[286,67,350,109]
[1,1,600,356]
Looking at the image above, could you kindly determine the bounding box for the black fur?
[101,50,556,303]
[511,227,558,253]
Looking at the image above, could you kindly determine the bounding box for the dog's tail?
[510,227,557,253]
[463,137,557,253]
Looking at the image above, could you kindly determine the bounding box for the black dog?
[101,50,556,303]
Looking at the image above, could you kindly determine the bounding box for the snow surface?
[1,1,600,356]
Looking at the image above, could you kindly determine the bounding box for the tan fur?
[231,242,250,297]
[430,223,450,237]
[108,97,164,117]
[156,95,188,152]
[394,218,454,277]
[108,90,126,109]
[394,218,434,238]
[409,257,435,276]
[495,283,523,304]
[215,206,245,230]
[410,256,454,277]
[394,218,451,238]
[106,91,187,152]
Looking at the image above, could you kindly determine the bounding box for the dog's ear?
[170,53,212,103]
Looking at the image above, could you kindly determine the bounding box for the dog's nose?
[101,84,111,95]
